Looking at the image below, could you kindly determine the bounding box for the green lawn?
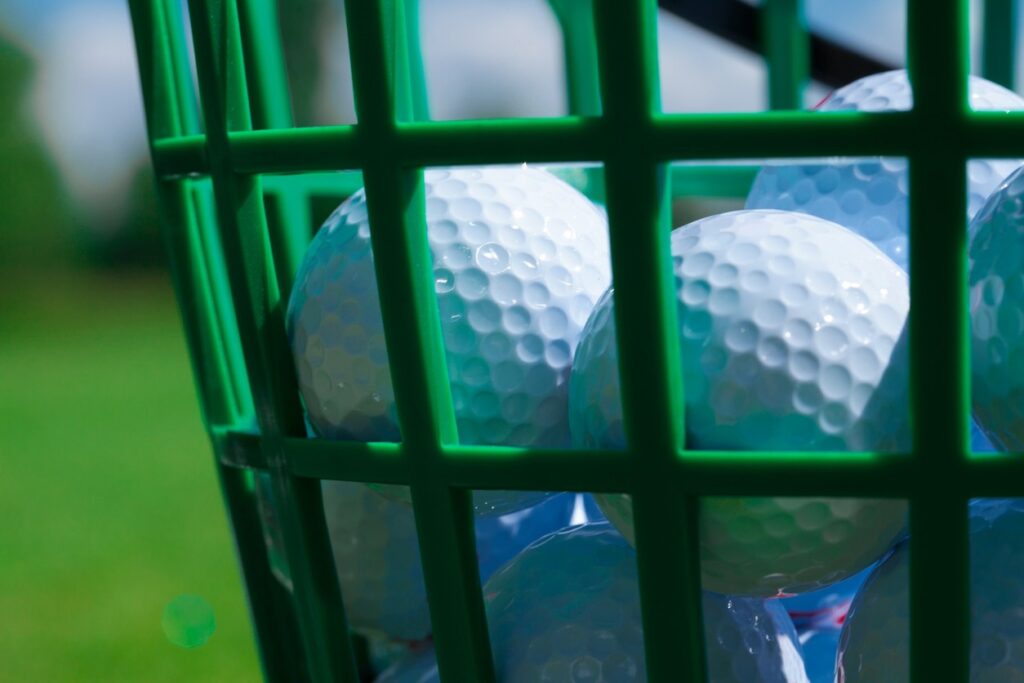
[0,271,262,681]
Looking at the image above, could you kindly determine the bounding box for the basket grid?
[127,0,1024,681]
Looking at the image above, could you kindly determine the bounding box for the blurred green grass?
[0,271,261,682]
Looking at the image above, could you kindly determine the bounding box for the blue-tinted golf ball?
[838,499,1024,681]
[970,166,1024,452]
[484,522,809,681]
[257,480,586,642]
[746,70,1024,273]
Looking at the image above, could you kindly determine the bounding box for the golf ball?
[321,481,431,642]
[572,209,910,595]
[746,69,1024,272]
[970,166,1024,451]
[748,70,1017,453]
[838,500,1024,681]
[287,165,611,515]
[483,522,809,682]
[318,485,587,642]
[473,492,593,580]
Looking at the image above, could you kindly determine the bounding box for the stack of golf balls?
[278,67,1024,681]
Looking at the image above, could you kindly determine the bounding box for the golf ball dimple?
[970,166,1024,451]
[483,522,809,682]
[572,209,910,596]
[322,481,432,642]
[746,69,1024,272]
[287,165,612,515]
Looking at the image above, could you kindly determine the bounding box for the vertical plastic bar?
[163,178,306,683]
[234,0,315,302]
[164,0,204,135]
[215,467,311,683]
[263,189,313,296]
[236,0,296,129]
[402,0,431,121]
[762,0,808,110]
[550,0,603,116]
[981,0,1018,88]
[185,1,359,681]
[906,0,971,681]
[344,1,495,680]
[192,179,257,418]
[129,3,300,680]
[592,2,706,682]
[129,0,185,140]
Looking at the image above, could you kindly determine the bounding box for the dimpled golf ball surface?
[288,166,611,516]
[322,481,431,641]
[572,210,910,595]
[746,69,1024,272]
[838,500,1024,681]
[970,166,1024,451]
[321,484,585,641]
[484,522,809,682]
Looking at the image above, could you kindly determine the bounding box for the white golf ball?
[312,485,587,642]
[571,209,910,595]
[838,499,1024,681]
[321,481,431,642]
[287,165,611,515]
[746,69,1024,272]
[970,166,1024,450]
[483,522,809,682]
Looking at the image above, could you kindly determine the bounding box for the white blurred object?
[659,10,766,113]
[28,2,148,230]
[316,0,768,122]
[420,0,566,120]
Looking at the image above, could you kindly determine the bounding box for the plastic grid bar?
[125,0,1024,681]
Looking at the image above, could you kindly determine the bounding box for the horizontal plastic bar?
[212,429,1024,497]
[149,112,1024,179]
[153,135,208,175]
[148,109,1024,177]
[261,171,363,196]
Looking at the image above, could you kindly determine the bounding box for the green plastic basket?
[128,0,1024,680]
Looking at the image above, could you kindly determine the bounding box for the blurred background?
[0,0,1007,680]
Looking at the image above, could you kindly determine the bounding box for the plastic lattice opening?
[127,0,1024,681]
